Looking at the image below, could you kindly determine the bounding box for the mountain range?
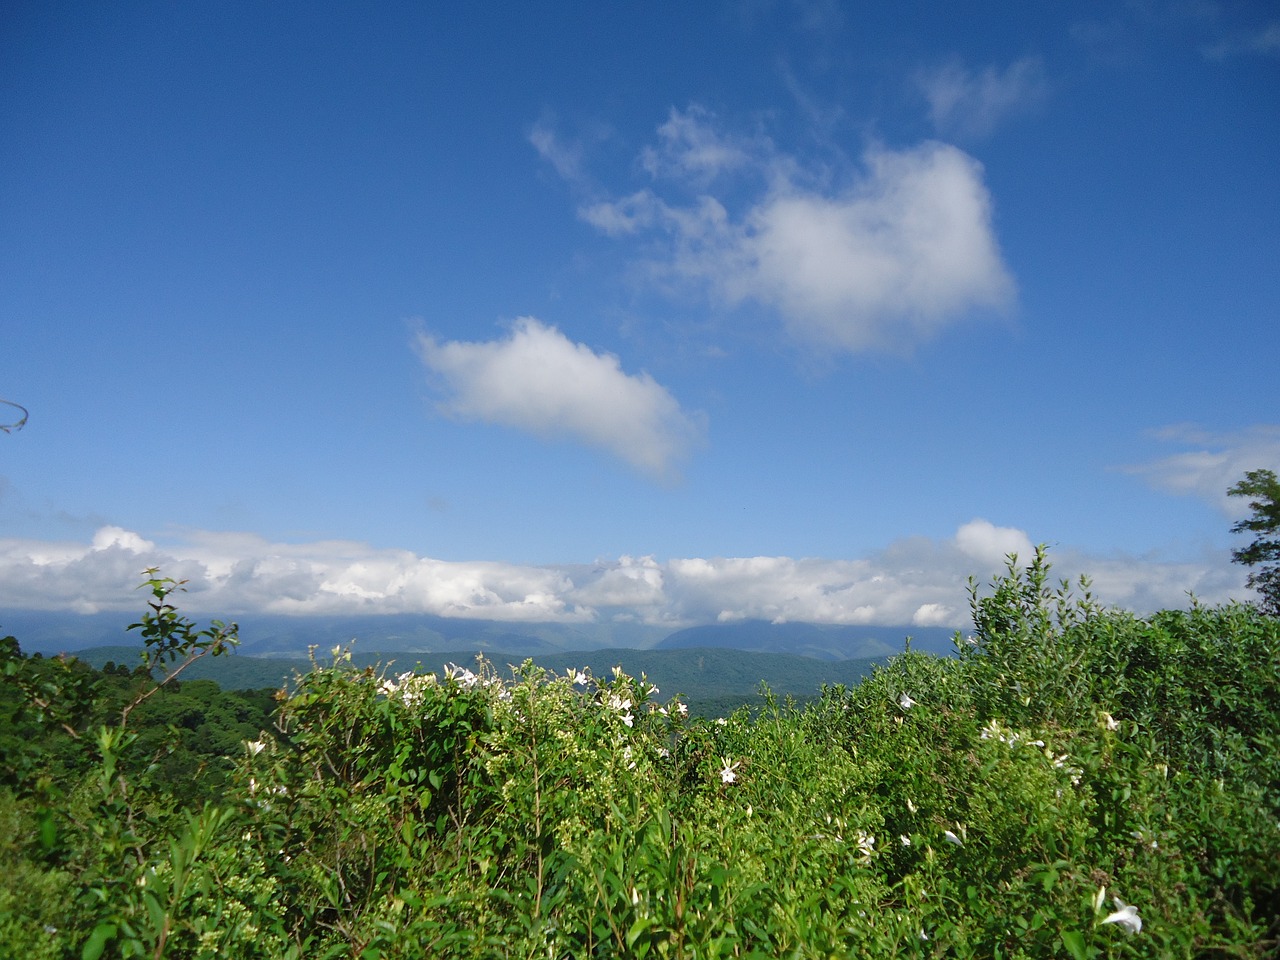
[3,609,957,660]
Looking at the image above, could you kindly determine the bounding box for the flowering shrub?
[0,554,1277,957]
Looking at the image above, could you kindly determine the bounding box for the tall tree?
[1227,468,1280,616]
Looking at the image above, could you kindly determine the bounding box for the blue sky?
[2,1,1278,627]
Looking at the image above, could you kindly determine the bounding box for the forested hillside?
[2,553,1278,958]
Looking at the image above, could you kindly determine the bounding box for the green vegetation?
[1,552,1278,958]
[1229,468,1280,616]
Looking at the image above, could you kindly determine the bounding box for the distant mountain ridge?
[658,620,957,660]
[3,609,957,661]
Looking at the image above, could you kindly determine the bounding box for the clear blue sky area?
[2,1,1277,626]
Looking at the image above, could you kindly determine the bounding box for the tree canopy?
[1228,467,1280,616]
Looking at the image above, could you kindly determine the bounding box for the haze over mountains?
[2,609,957,661]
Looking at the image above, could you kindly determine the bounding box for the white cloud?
[91,525,156,554]
[640,105,759,183]
[0,521,1247,625]
[955,518,1035,569]
[1120,423,1280,515]
[576,108,1014,354]
[917,57,1047,139]
[416,317,703,480]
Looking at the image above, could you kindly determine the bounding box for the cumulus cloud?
[1120,423,1280,515]
[0,521,1245,625]
[954,518,1036,569]
[917,57,1047,139]
[568,107,1014,354]
[416,318,703,480]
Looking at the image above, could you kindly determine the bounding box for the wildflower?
[620,711,634,728]
[1101,711,1120,731]
[646,683,659,696]
[900,835,912,847]
[898,692,915,710]
[715,717,727,726]
[905,798,917,814]
[676,702,688,717]
[444,663,479,688]
[246,739,266,756]
[606,692,632,712]
[720,759,739,784]
[855,830,875,861]
[943,829,963,847]
[570,669,589,686]
[1101,898,1142,934]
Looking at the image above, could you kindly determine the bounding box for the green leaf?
[82,923,117,960]
[1060,929,1088,960]
[625,917,653,949]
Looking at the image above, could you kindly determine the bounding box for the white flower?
[646,683,659,696]
[676,702,688,717]
[943,829,963,847]
[900,835,912,847]
[570,669,589,686]
[898,692,916,710]
[1101,898,1142,934]
[444,663,479,688]
[715,717,727,726]
[1101,712,1120,731]
[620,712,634,728]
[905,798,917,814]
[606,692,633,712]
[855,830,876,860]
[246,739,266,756]
[720,759,739,784]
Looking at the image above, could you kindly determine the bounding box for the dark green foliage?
[1229,468,1280,616]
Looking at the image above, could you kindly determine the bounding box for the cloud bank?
[416,318,703,480]
[0,521,1244,626]
[562,107,1014,354]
